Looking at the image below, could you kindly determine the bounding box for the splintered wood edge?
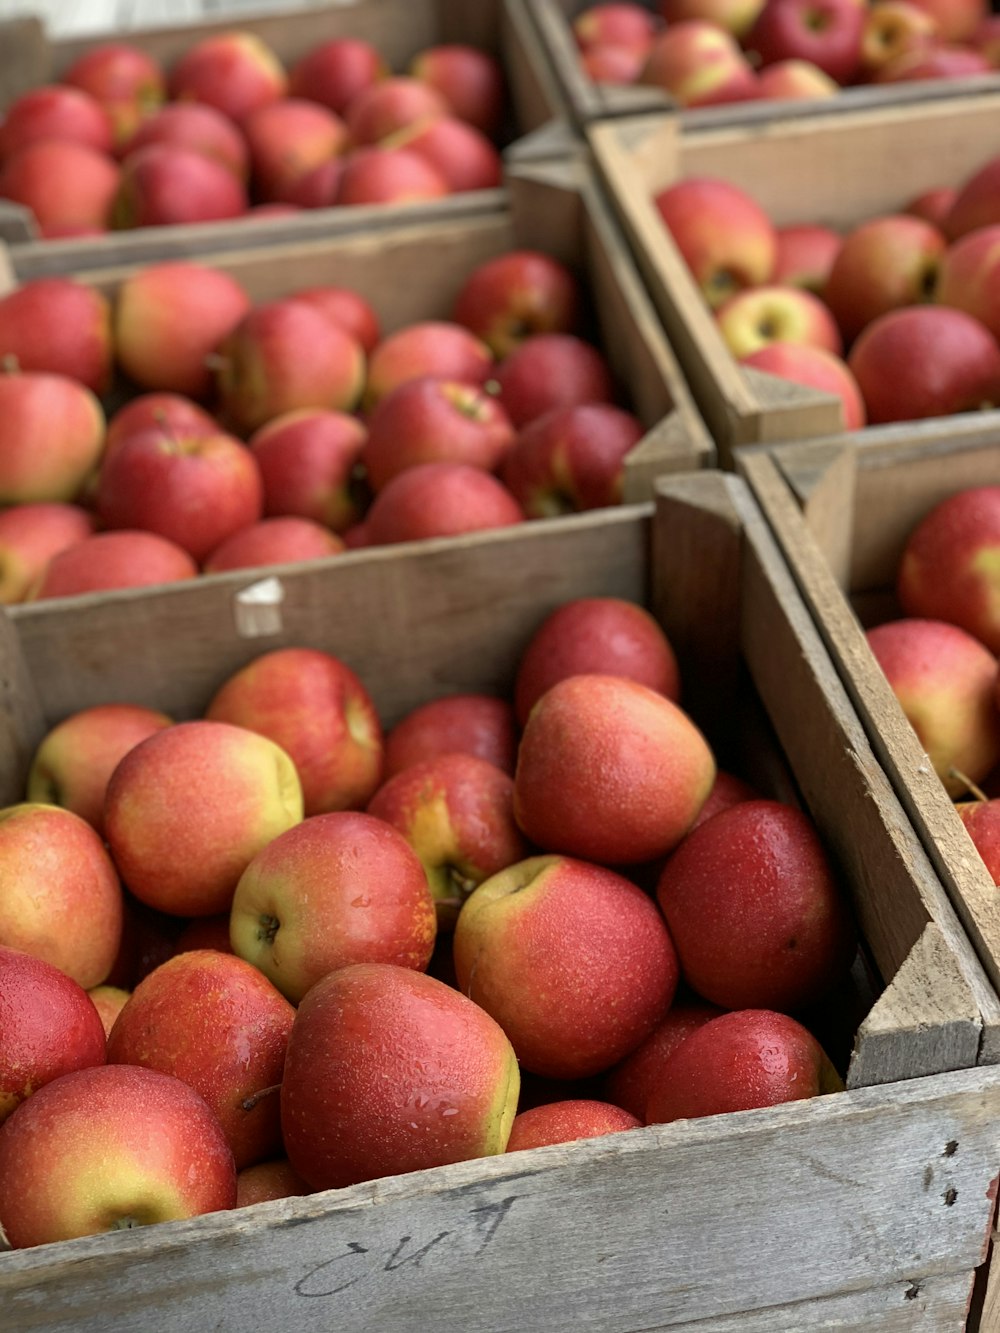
[739,449,1000,1057]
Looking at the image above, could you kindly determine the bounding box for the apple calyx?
[257,913,280,945]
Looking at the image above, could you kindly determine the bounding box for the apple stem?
[242,1083,282,1113]
[949,768,989,803]
[482,378,501,398]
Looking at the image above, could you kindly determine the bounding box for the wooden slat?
[0,17,49,107]
[500,0,573,136]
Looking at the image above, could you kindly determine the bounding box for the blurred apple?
[495,333,615,428]
[168,31,287,122]
[0,85,114,161]
[0,503,96,604]
[105,393,220,458]
[409,43,505,136]
[756,58,840,98]
[335,145,450,206]
[936,224,1000,341]
[346,77,448,146]
[364,462,524,544]
[716,283,843,359]
[859,0,938,77]
[0,140,120,237]
[943,154,1000,239]
[61,41,167,149]
[387,116,502,194]
[122,102,250,180]
[31,529,198,600]
[452,249,580,359]
[290,285,381,354]
[242,99,348,203]
[640,22,759,106]
[657,0,765,38]
[772,223,842,293]
[654,176,777,309]
[365,320,493,409]
[112,143,248,228]
[741,341,866,430]
[203,516,345,572]
[502,402,645,515]
[288,36,387,113]
[0,277,112,396]
[0,371,105,506]
[746,0,865,82]
[249,408,367,530]
[822,213,945,342]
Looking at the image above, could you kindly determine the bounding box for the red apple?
[0,503,96,604]
[112,143,248,228]
[0,85,114,161]
[936,225,1000,341]
[582,43,650,82]
[654,177,777,309]
[230,813,436,1004]
[173,915,233,956]
[0,140,120,237]
[957,798,1000,882]
[122,101,250,179]
[31,529,199,600]
[335,145,450,206]
[514,596,681,727]
[0,371,105,505]
[107,949,294,1169]
[658,0,766,38]
[203,516,344,572]
[205,646,384,817]
[168,31,288,123]
[601,1000,725,1118]
[972,12,1000,62]
[409,44,505,136]
[640,22,760,106]
[236,1158,311,1208]
[454,854,679,1077]
[905,185,957,229]
[387,116,502,194]
[0,277,112,396]
[495,333,615,428]
[242,98,348,203]
[716,283,843,359]
[290,285,381,353]
[364,462,523,545]
[877,44,992,80]
[822,213,946,343]
[575,4,660,51]
[507,1100,641,1151]
[27,702,172,837]
[746,0,865,82]
[104,719,304,917]
[514,674,715,864]
[0,945,106,1126]
[249,408,367,531]
[384,694,518,779]
[944,155,1000,240]
[61,41,167,150]
[772,223,842,293]
[741,341,866,430]
[105,394,221,457]
[756,57,840,97]
[87,984,131,1037]
[345,77,448,146]
[288,37,387,114]
[691,768,761,828]
[364,321,493,409]
[452,249,580,359]
[900,0,987,42]
[0,1064,236,1248]
[502,402,645,514]
[859,0,938,76]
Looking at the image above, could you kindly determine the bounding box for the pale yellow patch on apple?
[481,1049,521,1156]
[970,546,1000,629]
[43,1156,192,1241]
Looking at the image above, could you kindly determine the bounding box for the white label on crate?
[234,576,285,638]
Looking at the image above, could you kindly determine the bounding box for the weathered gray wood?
[0,16,49,107]
[2,1066,999,1332]
[0,611,46,806]
[0,202,38,245]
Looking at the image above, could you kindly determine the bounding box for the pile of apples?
[0,247,644,603]
[865,484,1000,879]
[0,29,507,238]
[0,593,858,1248]
[570,0,998,103]
[653,153,1000,428]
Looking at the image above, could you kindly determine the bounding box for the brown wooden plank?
[0,16,49,108]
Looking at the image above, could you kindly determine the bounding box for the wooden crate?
[0,0,570,279]
[512,0,1000,130]
[588,93,1000,462]
[0,154,713,529]
[2,470,1000,1328]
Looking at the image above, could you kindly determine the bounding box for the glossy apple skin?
[364,462,524,545]
[772,224,842,294]
[0,1064,236,1249]
[897,485,1000,654]
[368,752,528,929]
[0,503,96,605]
[746,0,865,83]
[502,403,645,516]
[514,596,680,728]
[0,945,107,1126]
[112,144,248,228]
[409,44,505,136]
[384,694,518,779]
[107,949,294,1169]
[364,321,493,409]
[452,249,580,360]
[654,177,777,309]
[936,225,1000,341]
[716,284,843,359]
[230,812,436,1004]
[495,333,615,429]
[0,804,123,989]
[640,22,760,107]
[454,855,679,1078]
[657,799,857,1010]
[104,720,304,918]
[288,37,387,114]
[741,341,866,431]
[31,529,199,600]
[27,702,172,837]
[600,1000,725,1118]
[0,277,112,396]
[281,962,519,1190]
[0,372,105,506]
[114,260,251,400]
[122,102,249,179]
[236,1158,312,1208]
[847,306,1000,424]
[514,674,715,865]
[203,516,345,573]
[249,408,367,531]
[168,32,288,123]
[507,1100,641,1152]
[867,617,1000,796]
[206,647,383,817]
[645,1009,843,1124]
[822,214,946,343]
[0,140,120,237]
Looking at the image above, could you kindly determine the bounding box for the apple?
[249,408,367,531]
[290,286,381,354]
[242,99,348,203]
[105,394,221,458]
[900,0,987,41]
[384,694,518,780]
[897,485,1000,653]
[0,371,105,506]
[454,855,679,1078]
[876,44,992,80]
[514,596,681,728]
[859,0,938,76]
[168,31,288,122]
[822,214,946,343]
[0,503,96,604]
[657,0,766,38]
[601,1000,725,1118]
[944,155,1000,240]
[364,462,524,545]
[451,250,580,361]
[495,333,615,428]
[368,752,528,929]
[0,803,122,989]
[972,12,1000,62]
[409,44,505,136]
[906,185,958,229]
[746,0,865,81]
[957,798,1000,882]
[111,143,248,228]
[507,1100,641,1152]
[716,284,843,359]
[0,277,112,397]
[936,224,1000,341]
[639,22,760,107]
[87,984,131,1037]
[335,145,450,206]
[772,224,842,293]
[657,799,857,1010]
[288,37,387,114]
[203,517,345,573]
[575,4,660,51]
[364,321,493,409]
[741,341,866,430]
[0,85,114,161]
[215,299,366,434]
[236,1158,312,1208]
[61,41,167,149]
[278,157,344,209]
[0,1064,236,1248]
[107,949,294,1169]
[847,306,1000,423]
[756,58,840,97]
[387,116,502,194]
[104,719,304,918]
[31,529,199,600]
[230,813,436,1004]
[582,43,650,81]
[345,77,448,146]
[281,962,519,1189]
[514,674,715,865]
[654,177,777,309]
[362,377,515,491]
[0,945,106,1126]
[866,617,1000,796]
[0,140,120,237]
[501,402,645,515]
[205,647,384,817]
[645,1008,843,1123]
[692,768,761,828]
[27,702,172,837]
[122,102,250,180]
[173,915,233,956]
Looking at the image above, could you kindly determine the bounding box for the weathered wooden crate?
[0,0,570,279]
[588,94,1000,462]
[511,0,1000,130]
[2,468,1000,1329]
[0,155,713,521]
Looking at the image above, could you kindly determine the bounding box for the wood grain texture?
[2,1066,1000,1332]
